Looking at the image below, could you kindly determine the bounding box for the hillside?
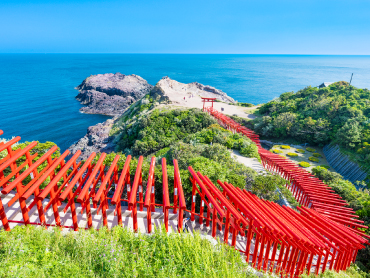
[253,81,370,175]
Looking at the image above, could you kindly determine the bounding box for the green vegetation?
[302,264,367,278]
[0,226,252,278]
[308,157,320,162]
[117,108,216,156]
[235,102,254,107]
[276,184,300,208]
[182,124,260,160]
[296,149,305,153]
[253,82,370,171]
[313,153,323,158]
[272,149,283,154]
[306,147,316,152]
[281,145,290,149]
[286,152,298,157]
[299,161,310,167]
[319,165,330,169]
[312,166,370,271]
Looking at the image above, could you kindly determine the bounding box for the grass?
[270,144,331,171]
[301,264,367,278]
[0,226,254,278]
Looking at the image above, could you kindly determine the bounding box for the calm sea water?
[1,54,370,151]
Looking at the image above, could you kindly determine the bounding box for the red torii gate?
[187,168,368,276]
[1,120,369,276]
[201,97,216,111]
[0,129,186,233]
[204,107,368,231]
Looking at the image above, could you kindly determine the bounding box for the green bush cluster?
[319,165,330,169]
[280,145,290,149]
[299,161,310,167]
[117,108,217,155]
[253,82,370,171]
[296,149,305,153]
[0,226,251,278]
[306,147,316,152]
[286,152,298,157]
[312,153,323,158]
[183,124,260,160]
[117,108,260,161]
[235,102,254,107]
[309,156,320,162]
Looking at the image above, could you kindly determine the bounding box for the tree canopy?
[254,82,370,169]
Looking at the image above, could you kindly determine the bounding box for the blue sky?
[1,0,369,54]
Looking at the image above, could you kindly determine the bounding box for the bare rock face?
[68,118,115,160]
[76,73,153,116]
[150,76,236,104]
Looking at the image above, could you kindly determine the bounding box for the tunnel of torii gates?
[0,103,368,277]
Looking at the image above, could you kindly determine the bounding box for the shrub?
[272,149,283,154]
[299,161,310,167]
[236,102,254,107]
[286,152,298,157]
[312,153,322,158]
[118,108,217,155]
[309,156,320,162]
[280,145,290,149]
[183,125,260,160]
[306,147,316,152]
[319,165,330,169]
[296,149,305,153]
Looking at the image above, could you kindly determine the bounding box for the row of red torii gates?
[0,103,368,277]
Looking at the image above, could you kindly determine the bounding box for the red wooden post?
[252,233,260,268]
[223,210,230,243]
[211,206,217,237]
[191,178,196,222]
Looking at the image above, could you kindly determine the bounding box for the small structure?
[318,82,333,88]
[201,97,216,111]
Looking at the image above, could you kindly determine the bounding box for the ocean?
[1,54,370,151]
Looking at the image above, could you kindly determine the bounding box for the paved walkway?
[0,191,179,233]
[230,149,265,173]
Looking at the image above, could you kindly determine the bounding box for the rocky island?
[75,73,153,116]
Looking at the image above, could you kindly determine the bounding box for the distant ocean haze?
[1,54,369,151]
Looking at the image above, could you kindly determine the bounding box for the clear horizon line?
[1,52,370,56]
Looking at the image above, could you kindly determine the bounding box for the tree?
[336,119,362,148]
[272,112,297,137]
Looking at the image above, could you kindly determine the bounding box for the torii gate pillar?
[201,97,216,111]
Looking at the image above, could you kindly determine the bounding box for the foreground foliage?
[0,226,252,278]
[302,264,367,278]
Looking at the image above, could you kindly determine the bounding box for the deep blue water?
[1,54,370,151]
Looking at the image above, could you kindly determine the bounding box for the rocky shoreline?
[70,73,239,159]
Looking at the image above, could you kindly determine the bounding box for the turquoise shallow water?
[1,54,370,151]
